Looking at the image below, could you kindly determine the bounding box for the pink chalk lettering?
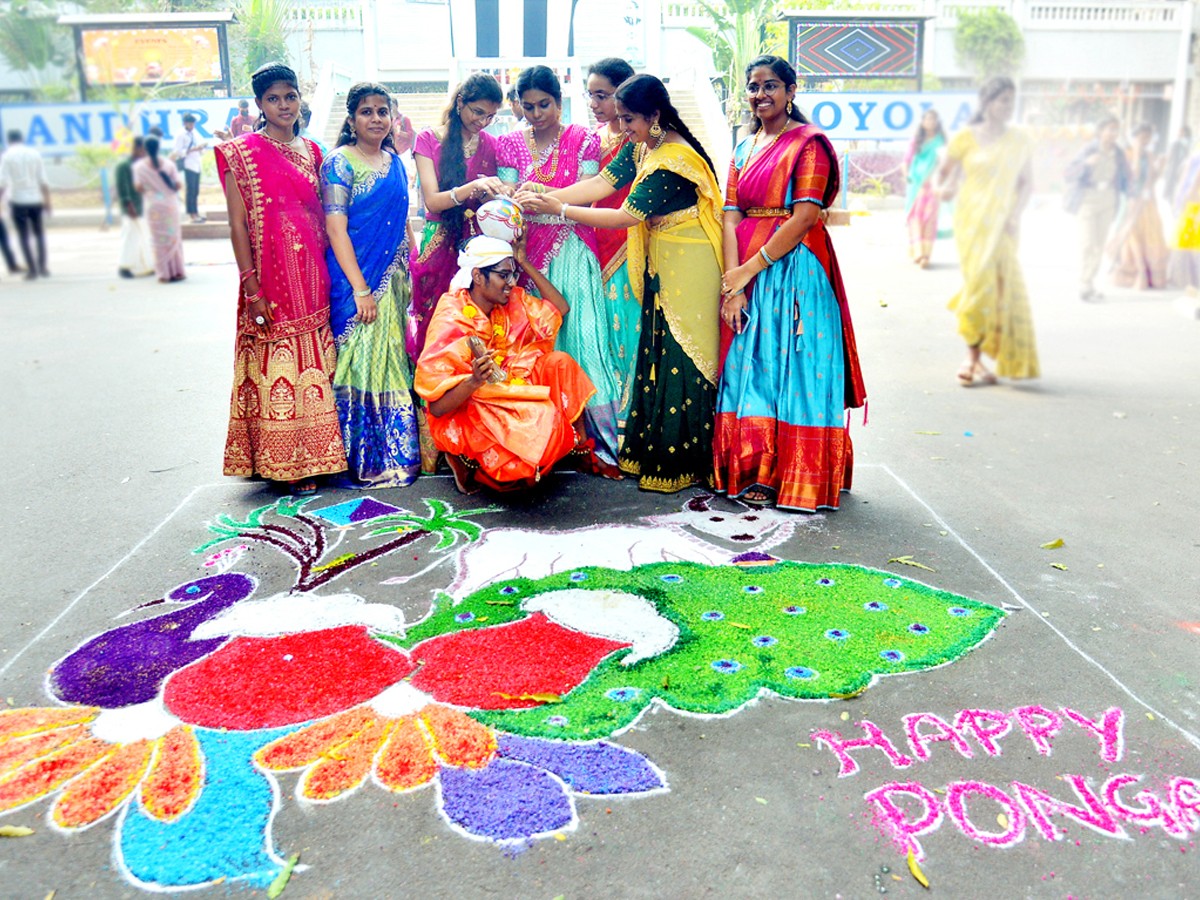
[1013,705,1063,757]
[1102,774,1189,838]
[811,721,914,778]
[945,780,1027,848]
[1011,777,1128,841]
[1062,706,1125,763]
[863,781,943,861]
[903,712,975,763]
[953,708,1012,757]
[1167,778,1200,833]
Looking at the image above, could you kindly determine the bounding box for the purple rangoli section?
[310,497,402,527]
[496,735,665,795]
[439,758,575,841]
[50,574,254,708]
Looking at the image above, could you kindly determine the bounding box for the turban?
[449,235,514,291]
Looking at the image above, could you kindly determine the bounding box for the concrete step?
[183,221,231,241]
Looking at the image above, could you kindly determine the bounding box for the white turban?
[449,235,514,291]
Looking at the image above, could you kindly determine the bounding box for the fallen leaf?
[493,692,561,704]
[879,299,888,307]
[1051,563,1068,571]
[797,742,810,748]
[553,833,567,842]
[484,600,516,606]
[888,555,937,573]
[1040,538,1065,550]
[914,430,941,435]
[907,849,930,889]
[840,711,850,721]
[755,797,768,805]
[44,892,55,900]
[997,812,1009,829]
[728,622,752,629]
[1147,713,1156,721]
[661,675,670,689]
[892,874,903,882]
[0,826,34,837]
[267,853,299,899]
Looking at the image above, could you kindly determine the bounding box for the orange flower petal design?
[0,725,88,776]
[0,707,99,744]
[299,717,391,801]
[375,717,438,792]
[53,740,153,829]
[420,705,496,769]
[256,707,377,771]
[141,726,203,823]
[0,737,110,814]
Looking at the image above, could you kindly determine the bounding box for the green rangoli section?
[385,561,1005,741]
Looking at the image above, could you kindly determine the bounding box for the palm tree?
[686,0,780,128]
[195,497,500,594]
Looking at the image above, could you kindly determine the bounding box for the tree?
[687,0,782,127]
[234,0,292,83]
[954,7,1025,80]
[0,1,70,96]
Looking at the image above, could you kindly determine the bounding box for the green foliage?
[367,499,502,552]
[0,1,70,94]
[688,0,782,126]
[954,8,1025,79]
[234,0,292,83]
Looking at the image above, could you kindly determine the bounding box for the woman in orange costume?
[415,235,596,494]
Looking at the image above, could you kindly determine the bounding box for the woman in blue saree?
[322,82,421,487]
[904,109,947,268]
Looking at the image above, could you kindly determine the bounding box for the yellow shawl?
[626,141,724,385]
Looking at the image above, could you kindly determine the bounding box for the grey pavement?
[1,202,1198,899]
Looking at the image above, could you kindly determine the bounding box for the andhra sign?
[0,98,251,158]
[795,92,976,141]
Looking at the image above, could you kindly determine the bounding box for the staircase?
[182,206,230,241]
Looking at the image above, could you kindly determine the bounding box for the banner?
[791,20,921,80]
[81,27,225,87]
[795,92,976,142]
[0,98,253,159]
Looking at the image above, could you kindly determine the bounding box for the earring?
[787,100,794,116]
[649,122,663,138]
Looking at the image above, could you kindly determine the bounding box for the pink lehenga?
[496,124,622,464]
[214,133,347,481]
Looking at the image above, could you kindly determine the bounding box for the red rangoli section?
[163,627,415,730]
[409,613,631,710]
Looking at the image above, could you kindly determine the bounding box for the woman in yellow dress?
[937,76,1038,386]
[516,74,723,493]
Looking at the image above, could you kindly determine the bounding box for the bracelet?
[449,186,460,206]
[354,287,372,299]
[759,247,775,267]
[560,201,570,218]
[238,266,256,283]
[245,290,265,305]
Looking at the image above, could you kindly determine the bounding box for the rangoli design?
[0,493,1005,891]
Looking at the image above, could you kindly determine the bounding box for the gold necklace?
[601,128,626,157]
[742,122,793,170]
[262,130,300,150]
[526,126,564,184]
[352,143,387,170]
[463,133,480,157]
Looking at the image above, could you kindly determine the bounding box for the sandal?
[568,438,624,480]
[284,479,318,497]
[971,362,998,386]
[444,454,480,495]
[956,363,976,386]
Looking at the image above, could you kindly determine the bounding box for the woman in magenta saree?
[714,56,866,512]
[497,65,622,469]
[215,63,346,488]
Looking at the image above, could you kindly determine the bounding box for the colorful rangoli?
[0,494,1004,890]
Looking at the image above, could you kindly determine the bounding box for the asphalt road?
[1,201,1198,899]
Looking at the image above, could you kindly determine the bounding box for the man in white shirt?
[0,129,51,279]
[172,114,208,223]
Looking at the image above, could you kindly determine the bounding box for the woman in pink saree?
[215,63,346,491]
[132,136,185,282]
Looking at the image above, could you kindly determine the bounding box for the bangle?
[759,247,775,267]
[245,290,264,305]
[449,186,460,206]
[560,201,570,218]
[354,286,372,299]
[238,266,255,283]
